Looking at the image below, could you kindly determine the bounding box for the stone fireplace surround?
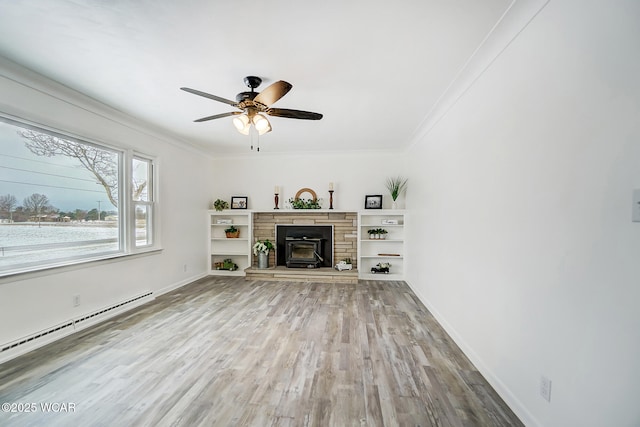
[252,211,358,270]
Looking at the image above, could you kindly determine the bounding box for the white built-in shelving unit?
[207,209,405,280]
[208,210,252,276]
[357,210,405,280]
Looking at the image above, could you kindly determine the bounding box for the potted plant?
[225,225,240,238]
[222,258,238,271]
[253,239,275,269]
[214,259,237,270]
[367,228,388,239]
[213,198,229,211]
[288,197,322,209]
[385,176,408,209]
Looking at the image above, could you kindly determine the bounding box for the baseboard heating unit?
[0,292,153,363]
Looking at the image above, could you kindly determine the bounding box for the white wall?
[0,58,212,351]
[210,151,407,211]
[405,1,640,426]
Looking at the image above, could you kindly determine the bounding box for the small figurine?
[335,259,353,271]
[371,262,391,274]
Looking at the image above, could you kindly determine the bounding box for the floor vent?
[1,292,153,354]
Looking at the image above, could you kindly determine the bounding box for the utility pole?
[97,201,101,221]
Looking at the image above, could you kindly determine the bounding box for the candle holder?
[274,193,280,209]
[328,190,334,210]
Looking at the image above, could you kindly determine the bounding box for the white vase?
[392,200,398,210]
[258,252,269,269]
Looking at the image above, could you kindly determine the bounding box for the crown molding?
[407,0,551,148]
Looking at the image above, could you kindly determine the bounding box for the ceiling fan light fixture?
[253,114,272,135]
[232,114,250,135]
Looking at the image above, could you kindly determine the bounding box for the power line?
[0,165,97,182]
[0,153,82,169]
[0,179,107,193]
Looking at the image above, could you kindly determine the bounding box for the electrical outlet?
[183,264,187,272]
[73,294,80,307]
[540,375,552,402]
[632,189,640,222]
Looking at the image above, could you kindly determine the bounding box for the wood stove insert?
[276,225,333,268]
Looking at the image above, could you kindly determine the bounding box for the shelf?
[208,211,253,277]
[359,273,404,280]
[208,270,245,277]
[360,255,404,259]
[211,252,250,256]
[357,211,405,281]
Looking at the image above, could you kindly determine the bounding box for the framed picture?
[364,195,383,209]
[231,196,248,209]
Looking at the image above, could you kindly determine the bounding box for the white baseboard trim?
[154,272,208,297]
[403,279,540,427]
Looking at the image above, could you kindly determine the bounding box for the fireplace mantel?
[253,209,357,214]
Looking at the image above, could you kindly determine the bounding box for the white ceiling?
[0,0,520,155]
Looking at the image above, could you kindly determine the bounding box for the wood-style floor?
[0,277,523,427]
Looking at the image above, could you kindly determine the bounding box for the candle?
[274,186,279,194]
[329,182,334,191]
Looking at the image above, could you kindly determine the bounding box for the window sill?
[0,247,163,284]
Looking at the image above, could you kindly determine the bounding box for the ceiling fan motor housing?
[236,91,258,103]
[236,76,263,103]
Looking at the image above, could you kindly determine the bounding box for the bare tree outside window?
[0,194,17,221]
[23,193,50,226]
[18,130,120,207]
[18,130,149,210]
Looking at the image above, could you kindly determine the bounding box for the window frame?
[131,154,156,249]
[0,113,161,278]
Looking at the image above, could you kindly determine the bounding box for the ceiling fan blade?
[180,87,238,107]
[194,111,241,122]
[266,108,323,120]
[254,80,292,106]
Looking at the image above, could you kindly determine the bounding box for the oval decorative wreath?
[289,188,322,209]
[295,188,317,201]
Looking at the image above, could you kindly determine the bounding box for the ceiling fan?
[180,76,323,137]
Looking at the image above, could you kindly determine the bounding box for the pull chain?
[249,126,260,151]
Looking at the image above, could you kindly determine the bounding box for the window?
[132,156,154,247]
[0,115,157,276]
